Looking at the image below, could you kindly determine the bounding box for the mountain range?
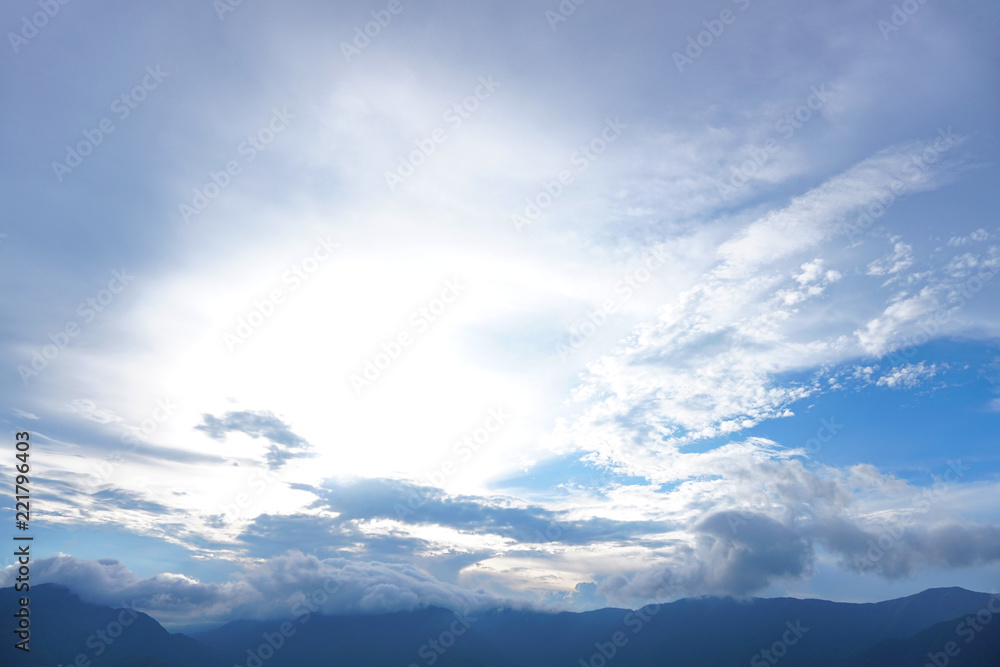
[2,583,998,666]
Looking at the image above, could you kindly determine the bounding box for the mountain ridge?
[2,583,997,666]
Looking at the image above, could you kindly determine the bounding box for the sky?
[1,0,1000,628]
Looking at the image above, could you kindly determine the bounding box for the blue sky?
[2,0,1000,626]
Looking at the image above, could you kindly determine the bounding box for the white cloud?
[867,238,914,278]
[550,140,965,474]
[854,286,941,356]
[715,141,952,280]
[947,229,990,246]
[776,259,843,305]
[876,362,940,389]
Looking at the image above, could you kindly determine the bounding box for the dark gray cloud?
[694,511,814,595]
[909,524,1000,568]
[599,511,1000,605]
[238,513,434,561]
[227,478,675,588]
[196,410,313,469]
[600,511,815,603]
[237,512,491,588]
[811,518,1000,579]
[298,477,674,546]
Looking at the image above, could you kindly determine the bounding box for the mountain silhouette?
[2,583,997,665]
[852,605,1000,666]
[0,583,222,666]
